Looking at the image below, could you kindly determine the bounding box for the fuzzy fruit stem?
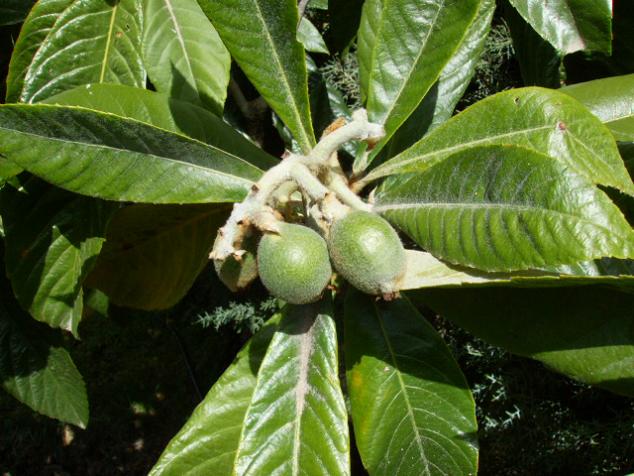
[210,109,384,261]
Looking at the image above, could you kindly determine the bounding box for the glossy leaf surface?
[44,84,278,169]
[507,0,612,54]
[382,0,495,158]
[0,178,111,336]
[0,104,262,203]
[20,0,144,103]
[233,299,349,476]
[562,74,634,142]
[416,286,634,396]
[200,0,315,152]
[345,291,477,476]
[369,87,634,197]
[86,204,228,310]
[150,317,279,475]
[357,0,480,161]
[5,0,73,103]
[298,17,329,54]
[375,145,634,272]
[143,0,230,114]
[0,258,88,427]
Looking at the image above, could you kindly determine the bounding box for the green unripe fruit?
[257,222,332,304]
[214,233,259,292]
[328,211,406,296]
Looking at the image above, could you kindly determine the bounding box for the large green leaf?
[375,145,634,272]
[150,316,280,475]
[199,0,315,153]
[356,0,480,164]
[86,204,228,310]
[381,0,495,159]
[19,0,144,103]
[233,298,350,475]
[0,0,36,25]
[400,250,634,290]
[344,291,477,476]
[5,0,73,103]
[44,84,278,169]
[562,74,634,142]
[368,87,634,197]
[0,177,112,337]
[0,104,262,204]
[507,0,612,54]
[415,286,634,396]
[0,256,88,427]
[143,0,230,115]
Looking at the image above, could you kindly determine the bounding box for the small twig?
[210,109,385,260]
[305,110,385,165]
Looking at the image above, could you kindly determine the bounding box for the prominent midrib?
[0,118,260,182]
[161,0,199,101]
[251,0,312,153]
[99,1,118,83]
[291,315,314,476]
[373,303,431,475]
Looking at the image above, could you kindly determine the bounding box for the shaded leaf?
[375,145,634,272]
[368,87,634,197]
[0,177,112,336]
[562,74,634,142]
[44,84,278,169]
[0,104,262,204]
[143,0,230,114]
[0,0,36,25]
[507,0,612,54]
[5,0,73,103]
[325,0,363,54]
[86,204,229,310]
[345,290,478,476]
[200,0,315,152]
[356,0,480,166]
[0,252,88,427]
[150,316,280,475]
[20,0,145,103]
[415,286,634,396]
[504,0,561,88]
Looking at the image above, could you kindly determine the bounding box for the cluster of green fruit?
[214,210,407,303]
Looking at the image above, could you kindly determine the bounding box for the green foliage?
[195,298,278,335]
[1,1,633,474]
